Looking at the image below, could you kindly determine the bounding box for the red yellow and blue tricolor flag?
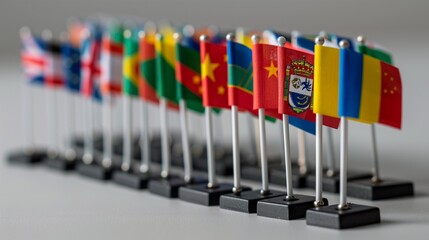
[339,47,402,129]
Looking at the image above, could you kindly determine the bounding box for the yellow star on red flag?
[201,54,219,82]
[264,60,278,78]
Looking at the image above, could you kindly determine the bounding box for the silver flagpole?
[252,34,270,195]
[175,32,193,183]
[160,98,170,178]
[338,40,350,210]
[102,94,113,168]
[279,36,295,198]
[227,33,243,193]
[314,36,325,207]
[122,94,132,171]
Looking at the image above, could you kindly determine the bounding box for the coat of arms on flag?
[287,56,314,114]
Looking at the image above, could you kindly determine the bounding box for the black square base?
[179,183,243,206]
[44,155,76,171]
[257,195,328,220]
[348,178,414,200]
[148,176,207,198]
[306,203,381,229]
[7,149,47,164]
[219,190,286,213]
[113,171,159,189]
[306,170,372,193]
[76,162,113,180]
[269,168,308,188]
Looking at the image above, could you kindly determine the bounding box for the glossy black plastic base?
[306,203,381,229]
[348,178,414,200]
[257,195,328,220]
[44,155,76,171]
[76,162,113,180]
[113,171,159,189]
[306,170,372,193]
[7,149,46,164]
[219,190,286,214]
[148,176,207,198]
[179,183,235,206]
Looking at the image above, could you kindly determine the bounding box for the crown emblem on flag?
[291,56,314,77]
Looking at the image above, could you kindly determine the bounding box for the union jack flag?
[20,30,47,85]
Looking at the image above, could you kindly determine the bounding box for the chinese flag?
[200,41,229,109]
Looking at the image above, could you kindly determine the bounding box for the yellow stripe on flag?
[155,35,176,68]
[124,54,139,86]
[359,55,381,123]
[313,45,340,118]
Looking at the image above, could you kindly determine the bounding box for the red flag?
[200,41,229,109]
[278,45,340,128]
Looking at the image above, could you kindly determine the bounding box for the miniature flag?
[313,44,340,118]
[277,45,340,129]
[155,31,178,104]
[44,41,65,88]
[339,48,402,129]
[175,39,205,113]
[200,40,229,109]
[123,30,139,97]
[252,43,279,110]
[100,24,123,95]
[61,42,81,92]
[80,23,102,101]
[20,31,46,85]
[139,32,159,104]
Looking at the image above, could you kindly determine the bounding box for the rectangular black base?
[44,156,75,171]
[7,149,46,164]
[269,169,308,188]
[306,203,381,229]
[76,162,113,180]
[113,171,158,189]
[148,176,188,198]
[257,195,328,220]
[179,183,237,206]
[306,170,372,193]
[219,190,286,214]
[348,178,414,200]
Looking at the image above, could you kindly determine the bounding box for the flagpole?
[160,98,170,178]
[175,32,193,183]
[205,106,217,188]
[251,35,270,195]
[102,94,113,168]
[122,94,132,171]
[83,98,95,164]
[226,33,243,193]
[313,37,326,207]
[338,40,351,210]
[139,98,151,173]
[356,35,382,183]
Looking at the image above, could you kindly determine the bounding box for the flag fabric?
[358,44,393,64]
[339,48,402,129]
[252,43,279,110]
[313,44,340,118]
[200,40,229,109]
[20,31,47,85]
[44,41,65,88]
[155,32,178,104]
[139,32,160,103]
[278,45,340,129]
[123,29,139,96]
[100,24,123,95]
[61,42,81,92]
[80,23,102,101]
